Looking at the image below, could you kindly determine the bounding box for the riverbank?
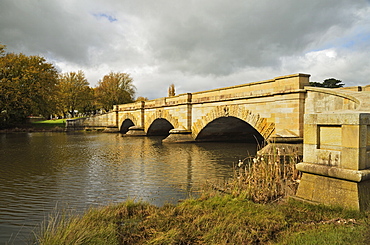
[34,194,370,244]
[0,119,67,133]
[0,126,65,133]
[34,151,370,244]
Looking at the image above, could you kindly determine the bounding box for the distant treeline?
[0,44,137,128]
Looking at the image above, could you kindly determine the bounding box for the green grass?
[279,225,368,245]
[31,119,67,129]
[30,118,83,129]
[32,119,67,125]
[34,196,370,245]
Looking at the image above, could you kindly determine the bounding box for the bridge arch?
[120,119,135,133]
[119,113,140,132]
[145,109,180,133]
[192,105,275,141]
[147,118,174,136]
[196,116,265,143]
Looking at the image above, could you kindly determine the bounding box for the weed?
[211,144,301,203]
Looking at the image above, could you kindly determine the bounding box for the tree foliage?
[95,72,136,111]
[57,71,92,117]
[309,78,344,88]
[0,45,141,127]
[168,84,175,96]
[136,96,148,102]
[0,51,58,127]
[0,44,5,56]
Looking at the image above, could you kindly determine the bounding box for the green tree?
[57,71,91,118]
[309,78,344,88]
[0,52,59,127]
[95,72,136,111]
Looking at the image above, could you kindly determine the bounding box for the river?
[0,132,257,244]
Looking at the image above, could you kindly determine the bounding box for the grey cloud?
[0,1,130,65]
[1,0,370,98]
[132,0,366,76]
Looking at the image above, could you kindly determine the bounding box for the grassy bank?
[31,119,66,130]
[34,196,370,244]
[1,118,75,132]
[34,147,370,244]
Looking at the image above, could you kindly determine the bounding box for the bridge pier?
[125,126,146,136]
[162,127,194,143]
[296,112,370,211]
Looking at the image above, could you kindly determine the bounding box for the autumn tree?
[95,72,136,111]
[0,44,5,56]
[57,71,92,118]
[309,78,344,88]
[168,84,175,96]
[136,96,148,101]
[0,51,59,127]
[79,86,96,116]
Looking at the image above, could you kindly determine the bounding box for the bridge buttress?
[296,112,370,211]
[162,93,195,143]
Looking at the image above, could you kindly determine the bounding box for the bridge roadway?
[67,73,370,211]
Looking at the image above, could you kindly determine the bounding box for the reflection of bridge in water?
[67,73,370,210]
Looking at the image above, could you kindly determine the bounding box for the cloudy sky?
[1,0,370,99]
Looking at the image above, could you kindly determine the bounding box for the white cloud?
[1,0,370,99]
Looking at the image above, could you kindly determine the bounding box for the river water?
[0,132,257,244]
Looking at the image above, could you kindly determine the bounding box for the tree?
[0,51,59,127]
[57,71,91,118]
[309,78,344,88]
[0,44,5,57]
[136,96,148,101]
[95,72,136,111]
[168,84,175,96]
[79,87,96,116]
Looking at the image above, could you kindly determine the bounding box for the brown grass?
[211,144,302,203]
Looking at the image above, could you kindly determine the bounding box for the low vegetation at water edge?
[32,119,66,126]
[34,148,370,244]
[34,197,370,244]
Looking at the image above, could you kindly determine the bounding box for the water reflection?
[0,132,257,243]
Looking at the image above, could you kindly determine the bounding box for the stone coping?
[128,126,144,130]
[305,87,370,110]
[116,73,311,111]
[169,128,192,134]
[297,162,370,182]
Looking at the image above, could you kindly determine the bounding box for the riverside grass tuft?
[34,145,370,244]
[214,143,302,203]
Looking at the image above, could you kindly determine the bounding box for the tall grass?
[211,144,302,203]
[34,201,152,245]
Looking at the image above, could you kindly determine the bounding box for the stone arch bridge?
[67,73,370,211]
[69,74,312,143]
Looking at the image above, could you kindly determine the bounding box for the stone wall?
[296,87,370,211]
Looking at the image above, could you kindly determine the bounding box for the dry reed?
[214,143,302,203]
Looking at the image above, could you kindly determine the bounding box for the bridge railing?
[117,101,145,111]
[114,73,311,110]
